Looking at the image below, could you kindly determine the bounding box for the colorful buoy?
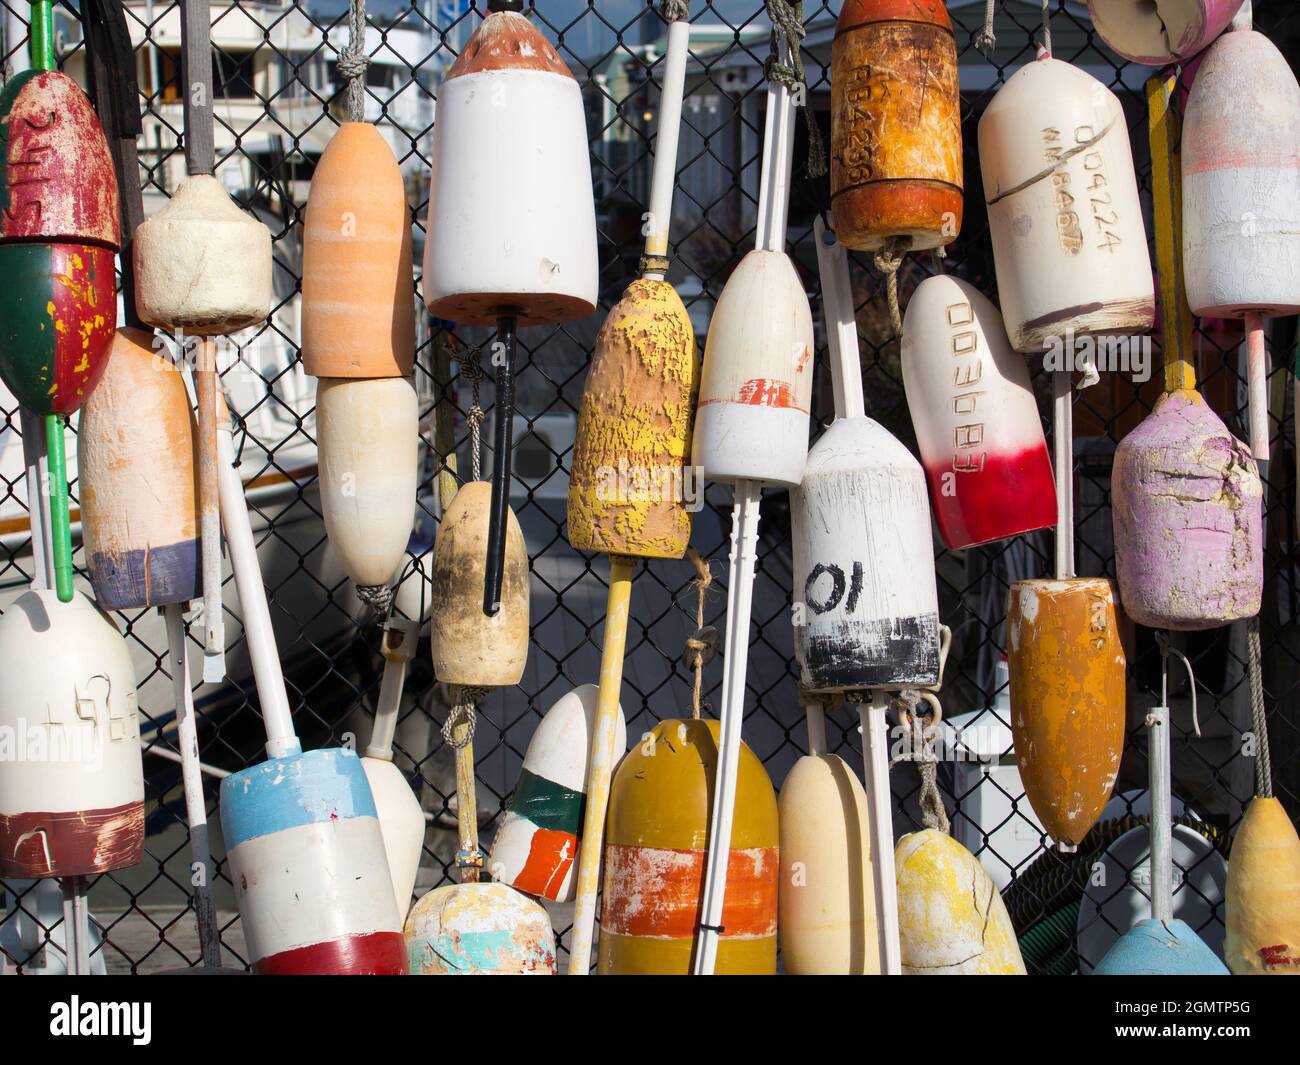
[1225,797,1300,974]
[404,881,556,975]
[895,829,1026,975]
[489,685,626,903]
[599,718,778,974]
[0,589,143,878]
[1087,0,1243,65]
[901,275,1056,549]
[79,328,201,610]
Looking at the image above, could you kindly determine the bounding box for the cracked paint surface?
[404,882,556,974]
[1112,389,1261,628]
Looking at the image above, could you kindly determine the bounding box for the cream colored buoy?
[778,706,878,974]
[0,590,144,878]
[301,123,415,378]
[1088,0,1243,65]
[489,685,626,902]
[979,51,1154,352]
[79,328,201,610]
[134,174,272,335]
[317,376,418,605]
[429,481,529,686]
[1225,797,1300,974]
[895,829,1026,975]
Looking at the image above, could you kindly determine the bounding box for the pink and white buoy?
[1087,1,1243,65]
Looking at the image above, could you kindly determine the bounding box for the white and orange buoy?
[1087,0,1243,65]
[1183,14,1300,463]
[301,123,415,379]
[489,685,626,902]
[979,48,1154,352]
[901,276,1057,550]
[316,376,418,607]
[0,589,143,878]
[79,328,201,610]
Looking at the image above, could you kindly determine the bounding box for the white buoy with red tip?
[1183,4,1300,463]
[979,44,1154,352]
[691,33,813,975]
[316,376,418,607]
[901,276,1057,549]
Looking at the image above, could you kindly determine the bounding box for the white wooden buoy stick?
[861,690,902,974]
[642,18,691,278]
[1148,702,1173,924]
[813,215,865,421]
[1053,370,1075,581]
[1245,314,1269,462]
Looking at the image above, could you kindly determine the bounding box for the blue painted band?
[219,747,377,849]
[1093,918,1229,976]
[89,539,201,610]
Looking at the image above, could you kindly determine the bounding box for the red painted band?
[0,800,144,878]
[253,931,409,975]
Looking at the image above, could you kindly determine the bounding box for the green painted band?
[510,767,584,836]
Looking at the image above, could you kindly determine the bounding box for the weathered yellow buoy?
[429,481,529,686]
[895,829,1026,975]
[1007,578,1127,846]
[778,720,878,974]
[599,718,778,974]
[1225,797,1300,974]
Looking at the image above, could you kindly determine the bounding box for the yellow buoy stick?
[566,556,635,973]
[1146,73,1196,394]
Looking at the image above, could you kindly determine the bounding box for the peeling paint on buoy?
[1088,1,1243,65]
[404,881,556,974]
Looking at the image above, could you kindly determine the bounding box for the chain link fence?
[0,0,1296,974]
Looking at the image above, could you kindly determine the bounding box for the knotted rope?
[340,0,370,123]
[1040,0,1052,57]
[974,0,997,57]
[873,236,907,337]
[661,0,689,22]
[456,347,487,482]
[682,548,718,719]
[894,688,949,833]
[1246,617,1274,799]
[764,0,825,178]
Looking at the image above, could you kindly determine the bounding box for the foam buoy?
[405,881,555,974]
[830,0,961,252]
[1007,578,1126,846]
[429,481,529,686]
[79,328,201,610]
[220,748,407,974]
[0,590,143,877]
[778,701,877,974]
[1183,17,1300,462]
[901,275,1056,549]
[599,718,778,974]
[1094,918,1230,974]
[489,685,625,902]
[979,49,1154,352]
[1087,0,1243,64]
[134,174,272,334]
[316,376,418,605]
[1225,797,1300,974]
[301,123,414,378]
[895,829,1026,974]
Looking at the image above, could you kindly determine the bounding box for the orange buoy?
[599,718,778,974]
[79,328,200,611]
[301,123,415,378]
[830,0,962,252]
[1006,578,1126,846]
[1225,797,1300,974]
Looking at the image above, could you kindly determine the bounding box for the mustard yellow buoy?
[895,829,1026,975]
[429,481,529,686]
[599,718,778,974]
[1007,578,1127,846]
[1225,797,1300,974]
[568,278,699,559]
[778,752,878,974]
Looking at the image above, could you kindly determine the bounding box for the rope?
[339,0,369,123]
[873,237,907,337]
[456,347,486,482]
[442,686,487,750]
[894,689,948,834]
[1155,631,1200,738]
[1246,616,1273,799]
[974,0,997,57]
[660,0,689,21]
[355,582,394,612]
[1040,0,1052,57]
[682,548,717,719]
[764,0,825,178]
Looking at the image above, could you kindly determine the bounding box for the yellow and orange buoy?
[1225,797,1300,974]
[1007,578,1126,847]
[599,718,778,974]
[830,0,962,252]
[301,123,415,379]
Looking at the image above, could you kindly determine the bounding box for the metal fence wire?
[0,0,1297,974]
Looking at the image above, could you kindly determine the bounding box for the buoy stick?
[755,87,796,253]
[566,554,635,974]
[813,214,865,421]
[861,690,902,974]
[805,698,826,757]
[483,312,518,615]
[365,618,417,761]
[215,400,300,758]
[1053,370,1074,581]
[1148,701,1173,924]
[19,410,54,589]
[693,479,761,974]
[60,877,92,974]
[44,415,73,602]
[1244,314,1269,462]
[642,15,691,270]
[164,603,221,967]
[196,341,225,680]
[1145,73,1196,395]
